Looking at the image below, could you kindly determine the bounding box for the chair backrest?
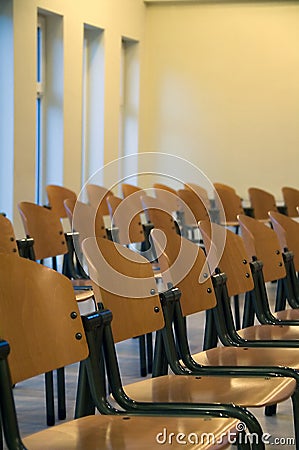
[72,200,107,247]
[177,188,209,225]
[141,195,178,237]
[151,229,217,317]
[82,237,164,343]
[153,183,179,215]
[0,254,88,385]
[213,183,243,224]
[106,195,145,245]
[269,210,299,272]
[0,215,18,255]
[121,183,143,199]
[238,214,286,283]
[64,198,76,227]
[18,202,67,260]
[46,185,77,219]
[199,221,254,297]
[282,186,299,217]
[86,184,113,217]
[248,187,277,220]
[184,183,210,209]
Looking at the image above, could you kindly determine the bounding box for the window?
[36,15,45,204]
[81,25,104,189]
[119,38,140,185]
[36,11,63,206]
[0,0,14,218]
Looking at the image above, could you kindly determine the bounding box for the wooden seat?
[80,236,299,448]
[248,187,277,220]
[46,184,77,219]
[0,257,239,450]
[282,186,299,217]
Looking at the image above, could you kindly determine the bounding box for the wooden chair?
[238,213,299,319]
[149,228,299,432]
[86,184,113,217]
[213,183,244,228]
[17,201,95,423]
[106,194,154,377]
[141,194,180,238]
[46,184,77,219]
[151,221,299,428]
[0,256,240,450]
[269,210,299,309]
[80,236,299,449]
[153,183,182,226]
[0,214,23,255]
[184,183,210,209]
[107,194,146,247]
[248,187,277,220]
[282,186,299,217]
[122,183,144,198]
[177,188,209,242]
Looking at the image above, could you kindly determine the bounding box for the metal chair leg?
[57,367,66,420]
[45,371,55,426]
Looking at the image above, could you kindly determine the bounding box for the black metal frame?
[75,309,265,450]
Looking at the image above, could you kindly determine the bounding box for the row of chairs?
[1,182,299,446]
[2,211,299,448]
[214,183,299,225]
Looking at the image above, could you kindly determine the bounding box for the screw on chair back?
[0,254,88,385]
[0,214,18,255]
[248,187,277,220]
[82,237,165,343]
[46,185,77,219]
[106,195,145,245]
[238,214,286,283]
[86,184,114,217]
[18,202,67,260]
[282,186,299,217]
[269,210,299,272]
[213,183,243,225]
[199,220,253,297]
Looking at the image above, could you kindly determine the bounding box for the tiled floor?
[5,286,296,449]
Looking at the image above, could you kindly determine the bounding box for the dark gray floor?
[5,287,296,449]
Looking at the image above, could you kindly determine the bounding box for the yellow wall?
[11,0,146,235]
[140,2,299,201]
[4,0,299,235]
